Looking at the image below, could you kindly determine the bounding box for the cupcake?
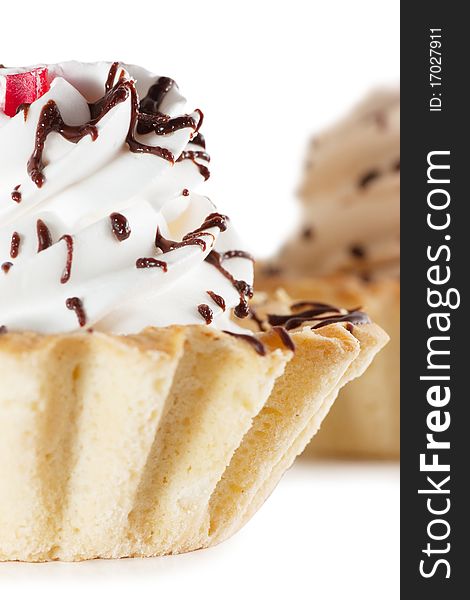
[259,89,400,459]
[0,62,388,561]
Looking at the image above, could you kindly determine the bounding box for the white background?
[1,1,400,597]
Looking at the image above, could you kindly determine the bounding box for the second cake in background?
[259,89,400,459]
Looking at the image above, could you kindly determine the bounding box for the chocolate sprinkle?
[358,169,380,188]
[60,235,74,284]
[207,290,226,311]
[350,244,366,259]
[10,232,21,259]
[373,111,387,129]
[36,219,52,252]
[136,257,168,271]
[198,303,213,324]
[110,212,131,242]
[182,188,190,196]
[1,262,13,274]
[301,226,314,240]
[223,331,267,356]
[66,297,87,327]
[11,185,22,203]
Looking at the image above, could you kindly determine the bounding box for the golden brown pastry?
[0,318,387,561]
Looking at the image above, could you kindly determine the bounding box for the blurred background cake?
[258,89,400,459]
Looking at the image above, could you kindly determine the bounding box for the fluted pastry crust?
[0,318,387,561]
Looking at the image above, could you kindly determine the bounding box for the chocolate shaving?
[110,213,131,242]
[350,244,366,259]
[136,257,168,271]
[198,303,213,324]
[373,111,387,129]
[301,226,314,240]
[60,235,74,284]
[66,297,87,327]
[36,219,52,252]
[207,291,226,311]
[358,169,380,188]
[10,232,21,259]
[11,185,22,203]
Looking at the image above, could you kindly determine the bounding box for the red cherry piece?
[2,67,50,117]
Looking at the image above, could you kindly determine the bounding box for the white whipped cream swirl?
[0,61,253,334]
